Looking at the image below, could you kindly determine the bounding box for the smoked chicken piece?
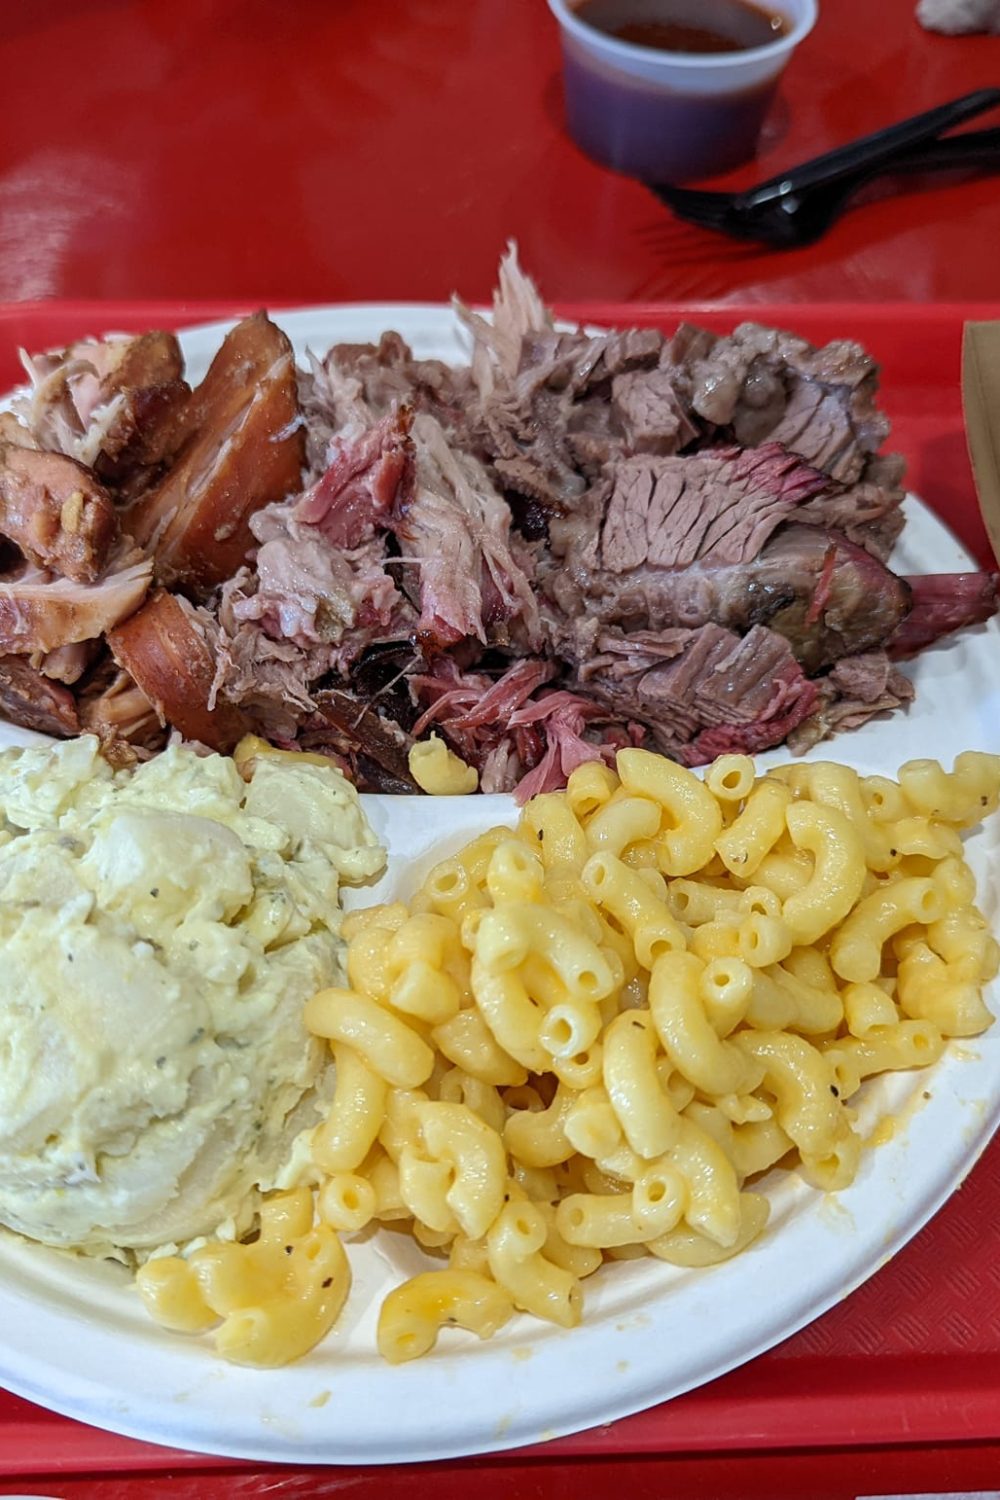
[35,640,99,686]
[0,442,118,583]
[77,659,167,759]
[16,331,190,485]
[89,332,191,484]
[0,654,80,737]
[126,314,305,595]
[0,411,37,448]
[0,555,152,656]
[107,588,250,751]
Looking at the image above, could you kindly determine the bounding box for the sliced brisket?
[788,651,916,753]
[610,368,699,458]
[572,621,817,763]
[597,443,829,574]
[547,521,912,675]
[575,623,728,745]
[657,319,906,560]
[680,627,819,763]
[670,322,889,478]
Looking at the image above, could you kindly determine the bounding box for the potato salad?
[0,736,384,1258]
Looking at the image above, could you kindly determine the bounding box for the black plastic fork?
[651,87,1000,248]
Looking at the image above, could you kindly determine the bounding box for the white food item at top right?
[916,0,1000,31]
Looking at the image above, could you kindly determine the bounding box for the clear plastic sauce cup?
[547,0,819,182]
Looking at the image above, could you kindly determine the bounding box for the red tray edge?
[1,296,999,333]
[4,1368,1000,1478]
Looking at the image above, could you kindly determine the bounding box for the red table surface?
[0,296,999,1497]
[3,0,1000,310]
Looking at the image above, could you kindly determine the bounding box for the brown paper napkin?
[962,320,1000,565]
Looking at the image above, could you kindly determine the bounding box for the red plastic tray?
[1,299,999,1498]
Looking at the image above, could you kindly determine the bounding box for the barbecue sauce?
[573,0,788,54]
[561,0,792,180]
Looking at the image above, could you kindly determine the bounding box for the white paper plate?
[0,306,998,1465]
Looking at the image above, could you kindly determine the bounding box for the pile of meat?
[0,251,995,797]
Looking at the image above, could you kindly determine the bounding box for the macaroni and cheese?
[138,748,1000,1366]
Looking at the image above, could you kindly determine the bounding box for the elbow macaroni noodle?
[408,734,480,795]
[137,748,999,1366]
